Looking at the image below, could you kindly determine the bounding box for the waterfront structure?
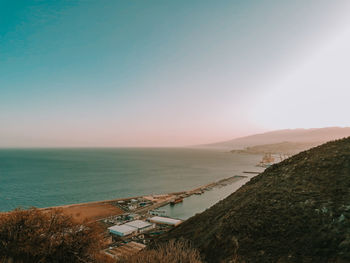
[125,220,153,232]
[149,216,182,226]
[127,213,141,220]
[170,197,183,205]
[109,220,153,237]
[149,210,166,216]
[108,224,137,237]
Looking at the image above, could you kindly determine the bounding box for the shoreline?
[39,175,249,222]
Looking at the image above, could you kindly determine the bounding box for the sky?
[1,0,350,147]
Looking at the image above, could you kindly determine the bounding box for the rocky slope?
[159,137,350,262]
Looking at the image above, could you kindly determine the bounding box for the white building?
[108,220,154,237]
[108,224,137,237]
[149,216,182,226]
[125,220,153,233]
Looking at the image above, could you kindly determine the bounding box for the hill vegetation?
[119,240,202,263]
[159,137,350,262]
[0,208,112,263]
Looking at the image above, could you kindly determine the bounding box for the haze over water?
[1,1,350,216]
[1,1,350,148]
[0,148,262,212]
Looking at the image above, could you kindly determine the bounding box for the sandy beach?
[40,175,249,222]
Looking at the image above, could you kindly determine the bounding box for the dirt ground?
[58,202,124,222]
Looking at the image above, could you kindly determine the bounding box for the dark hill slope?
[159,137,350,262]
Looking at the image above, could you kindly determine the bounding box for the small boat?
[170,197,183,205]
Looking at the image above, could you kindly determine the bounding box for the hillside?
[158,137,350,262]
[230,141,320,155]
[200,127,350,150]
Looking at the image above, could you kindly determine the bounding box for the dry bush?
[0,208,110,263]
[118,240,202,263]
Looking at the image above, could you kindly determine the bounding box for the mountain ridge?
[159,137,350,262]
[198,127,350,150]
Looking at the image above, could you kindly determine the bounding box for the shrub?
[118,240,202,263]
[0,208,110,263]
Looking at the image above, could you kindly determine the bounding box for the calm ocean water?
[0,148,262,212]
[155,177,253,220]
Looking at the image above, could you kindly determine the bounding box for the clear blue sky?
[1,0,350,147]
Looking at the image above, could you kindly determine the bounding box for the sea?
[154,177,253,220]
[0,148,263,212]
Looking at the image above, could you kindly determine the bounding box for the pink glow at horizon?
[1,1,350,147]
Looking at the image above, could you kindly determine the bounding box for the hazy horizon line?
[1,126,349,149]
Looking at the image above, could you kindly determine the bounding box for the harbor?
[37,171,265,260]
[97,174,254,260]
[153,175,251,220]
[46,174,253,223]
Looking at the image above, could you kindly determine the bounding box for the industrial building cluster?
[102,195,183,260]
[108,217,181,237]
[102,176,245,259]
[104,216,182,259]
